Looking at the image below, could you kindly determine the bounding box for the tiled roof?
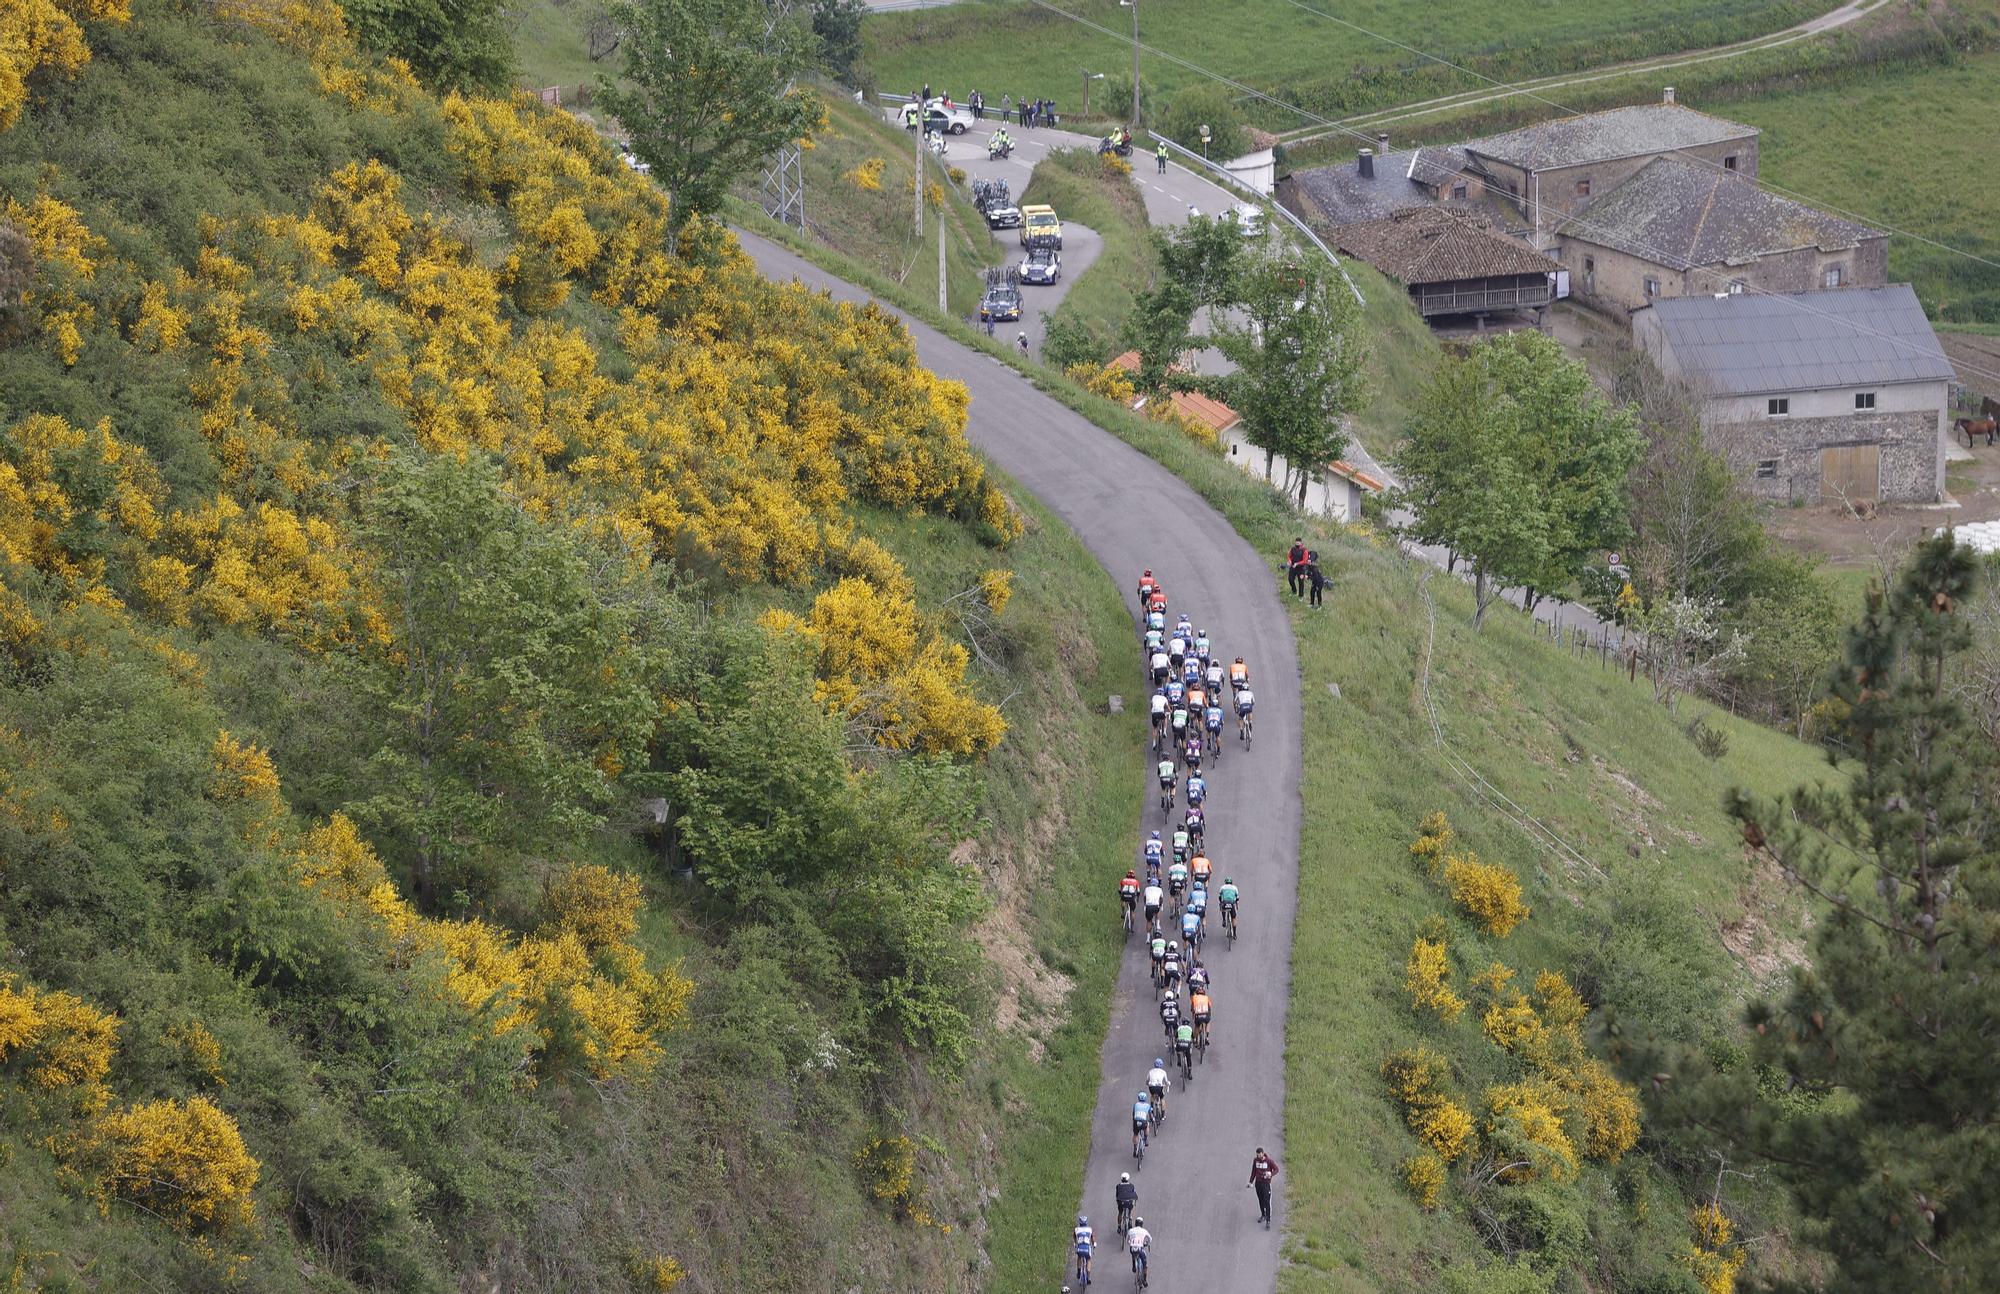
[1464,103,1756,172]
[1561,158,1881,270]
[1327,460,1388,492]
[1283,147,1468,227]
[1643,284,1954,397]
[1107,351,1244,432]
[1332,207,1554,285]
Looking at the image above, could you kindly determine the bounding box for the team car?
[1018,247,1061,285]
[973,178,1022,229]
[979,268,1024,323]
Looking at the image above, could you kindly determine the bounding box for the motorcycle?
[988,138,1012,160]
[1097,137,1133,158]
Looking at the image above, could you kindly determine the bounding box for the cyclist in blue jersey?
[1194,629,1211,664]
[1165,676,1184,706]
[1186,773,1206,809]
[1204,702,1225,751]
[1181,904,1203,948]
[1073,1215,1095,1285]
[1144,829,1164,868]
[1131,1093,1151,1157]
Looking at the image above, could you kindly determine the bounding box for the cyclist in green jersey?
[1173,1022,1195,1077]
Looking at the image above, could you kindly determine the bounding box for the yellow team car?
[1020,204,1063,251]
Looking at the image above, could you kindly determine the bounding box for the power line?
[1015,0,2000,387]
[1267,0,2000,277]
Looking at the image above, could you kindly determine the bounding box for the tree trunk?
[1263,447,1275,482]
[1473,565,1493,629]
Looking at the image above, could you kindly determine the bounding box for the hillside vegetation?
[0,2,1137,1290]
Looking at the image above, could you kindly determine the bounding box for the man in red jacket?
[1248,1147,1280,1225]
[1285,539,1307,598]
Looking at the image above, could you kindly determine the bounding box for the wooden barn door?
[1820,444,1880,503]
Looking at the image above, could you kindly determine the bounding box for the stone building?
[1459,95,1760,250]
[1557,157,1886,316]
[1276,132,1493,230]
[1634,285,1953,504]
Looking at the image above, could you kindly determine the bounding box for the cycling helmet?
[1163,988,1176,999]
[1121,1171,1131,1183]
[1150,830,1161,839]
[1168,940,1179,951]
[1224,876,1234,884]
[1235,655,1245,663]
[1078,1214,1088,1225]
[1154,1058,1163,1067]
[1134,1217,1144,1226]
[1143,568,1152,577]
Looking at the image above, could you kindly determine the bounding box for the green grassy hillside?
[862,0,1826,130]
[0,3,1137,1290]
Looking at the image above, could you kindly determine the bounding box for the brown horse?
[1958,415,1998,447]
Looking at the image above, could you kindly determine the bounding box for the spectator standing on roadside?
[1307,552,1327,607]
[1018,95,1030,127]
[1000,92,1011,119]
[1248,1147,1280,1224]
[1285,538,1307,597]
[971,89,983,119]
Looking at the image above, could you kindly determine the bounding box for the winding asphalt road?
[738,224,1303,1292]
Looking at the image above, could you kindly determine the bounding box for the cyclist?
[1190,850,1212,890]
[1148,926,1167,982]
[1147,586,1168,616]
[1174,1020,1195,1076]
[1186,955,1209,996]
[1181,655,1203,690]
[1194,628,1211,664]
[1205,656,1226,694]
[1229,656,1250,695]
[1186,773,1206,811]
[1147,606,1166,635]
[1187,879,1208,925]
[1149,649,1169,687]
[1159,988,1180,1041]
[1235,684,1255,741]
[1162,944,1183,993]
[1183,805,1205,851]
[1143,830,1164,871]
[1187,682,1206,716]
[1073,1215,1095,1286]
[1126,1218,1153,1283]
[1116,1172,1138,1234]
[1131,1092,1151,1158]
[1190,986,1212,1049]
[1170,703,1190,748]
[1204,700,1225,753]
[1136,569,1156,606]
[1146,1057,1170,1120]
[1184,734,1203,774]
[1167,631,1187,670]
[1219,876,1240,938]
[1181,903,1203,950]
[1148,689,1168,747]
[1170,826,1192,868]
[1142,875,1163,929]
[1166,855,1189,908]
[1156,757,1176,810]
[1119,869,1141,927]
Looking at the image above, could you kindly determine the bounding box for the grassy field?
[1721,51,2000,325]
[1020,148,1159,356]
[861,0,1825,130]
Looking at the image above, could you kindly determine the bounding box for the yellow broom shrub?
[1402,1152,1447,1210]
[1442,851,1529,936]
[1409,811,1452,876]
[96,1096,259,1235]
[1382,1047,1475,1162]
[1685,1202,1746,1294]
[1483,1080,1578,1183]
[1404,936,1465,1022]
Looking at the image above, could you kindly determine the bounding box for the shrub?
[1443,852,1529,936]
[853,1133,948,1229]
[1383,1047,1475,1161]
[1572,1057,1642,1161]
[1684,1202,1745,1294]
[96,1096,260,1236]
[844,157,885,191]
[1483,1080,1578,1184]
[1409,810,1452,875]
[1403,1152,1447,1210]
[1404,936,1466,1022]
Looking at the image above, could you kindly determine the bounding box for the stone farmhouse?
[1558,157,1886,316]
[1634,285,1954,504]
[1333,206,1556,324]
[1280,93,1888,326]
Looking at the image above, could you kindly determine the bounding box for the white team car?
[1018,247,1061,285]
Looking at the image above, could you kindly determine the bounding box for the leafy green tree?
[1618,366,1769,606]
[1153,82,1248,161]
[1696,537,2000,1287]
[349,451,663,913]
[1196,249,1369,504]
[1122,216,1240,396]
[1729,553,1845,734]
[1394,332,1639,627]
[337,0,515,92]
[808,0,865,82]
[599,0,822,243]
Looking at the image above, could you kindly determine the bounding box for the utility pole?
[1128,0,1140,125]
[913,103,924,237]
[938,215,947,312]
